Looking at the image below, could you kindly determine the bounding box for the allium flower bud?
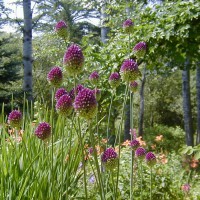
[56,94,73,117]
[69,84,84,100]
[89,71,99,86]
[130,139,140,151]
[135,147,146,160]
[101,148,118,170]
[92,88,101,101]
[74,88,97,120]
[123,19,134,33]
[35,122,51,140]
[55,88,68,101]
[109,72,120,88]
[47,67,63,87]
[55,20,68,39]
[63,44,84,75]
[120,59,140,82]
[8,110,22,129]
[145,152,156,167]
[133,42,147,59]
[129,81,138,93]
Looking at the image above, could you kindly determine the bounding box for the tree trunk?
[182,58,194,146]
[23,0,33,101]
[196,62,200,145]
[138,67,146,136]
[101,0,109,44]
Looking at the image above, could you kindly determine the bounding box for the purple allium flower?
[56,94,73,117]
[8,110,22,129]
[88,147,94,155]
[130,139,140,151]
[133,42,147,59]
[181,183,190,193]
[135,147,146,160]
[89,71,99,86]
[129,81,138,93]
[123,19,134,33]
[55,88,68,101]
[145,152,156,167]
[35,122,51,140]
[120,59,140,82]
[69,84,84,100]
[101,148,118,170]
[109,72,121,88]
[47,66,63,87]
[63,44,84,75]
[55,20,68,39]
[74,88,97,120]
[92,88,101,101]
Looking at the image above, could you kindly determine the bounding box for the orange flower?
[190,157,199,169]
[121,140,131,147]
[158,153,168,164]
[136,136,146,147]
[155,135,163,142]
[151,144,157,150]
[101,138,108,144]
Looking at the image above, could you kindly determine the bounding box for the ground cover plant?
[1,7,200,200]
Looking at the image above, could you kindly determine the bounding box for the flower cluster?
[120,59,140,82]
[145,152,156,167]
[129,81,138,93]
[35,122,51,140]
[63,44,84,75]
[55,88,68,101]
[47,67,63,87]
[101,148,118,170]
[133,41,147,59]
[135,147,146,160]
[55,20,68,39]
[123,19,134,33]
[74,88,97,120]
[89,71,99,86]
[109,72,120,88]
[8,110,22,129]
[69,84,84,100]
[56,94,73,117]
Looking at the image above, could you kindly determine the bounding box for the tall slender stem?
[61,117,65,198]
[150,167,152,200]
[140,161,143,200]
[106,92,114,147]
[130,91,134,200]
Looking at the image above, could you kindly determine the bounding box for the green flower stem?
[140,161,143,200]
[95,86,100,147]
[130,91,134,200]
[89,121,105,200]
[106,92,114,148]
[61,116,65,198]
[111,171,116,200]
[115,84,129,196]
[150,167,152,200]
[50,87,55,199]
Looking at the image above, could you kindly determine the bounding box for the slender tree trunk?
[23,0,33,101]
[138,67,146,137]
[196,62,200,145]
[182,58,194,146]
[101,0,109,43]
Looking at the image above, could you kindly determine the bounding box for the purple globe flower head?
[133,41,147,59]
[89,71,99,86]
[69,84,84,100]
[8,110,22,129]
[63,44,84,76]
[145,152,156,167]
[120,59,140,82]
[56,94,73,117]
[130,139,140,151]
[55,20,68,39]
[74,88,97,120]
[101,148,118,170]
[35,122,51,140]
[135,147,146,160]
[92,88,101,101]
[47,66,63,87]
[123,19,134,33]
[55,88,68,101]
[129,81,138,93]
[109,72,121,88]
